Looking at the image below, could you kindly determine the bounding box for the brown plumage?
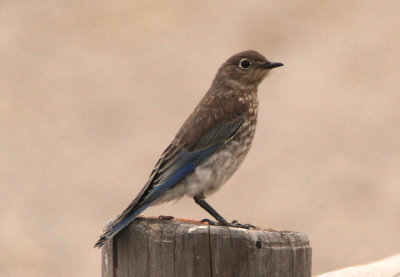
[95,50,283,247]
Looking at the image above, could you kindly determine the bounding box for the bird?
[94,50,283,248]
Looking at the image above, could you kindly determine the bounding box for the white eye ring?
[239,58,251,69]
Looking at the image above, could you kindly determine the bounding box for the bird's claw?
[201,218,255,229]
[200,218,218,225]
[230,220,256,229]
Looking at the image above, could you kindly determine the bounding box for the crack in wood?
[101,218,311,277]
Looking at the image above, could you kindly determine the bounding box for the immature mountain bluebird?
[95,50,283,248]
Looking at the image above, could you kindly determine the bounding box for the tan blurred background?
[1,1,400,276]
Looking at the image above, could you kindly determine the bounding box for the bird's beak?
[262,62,284,69]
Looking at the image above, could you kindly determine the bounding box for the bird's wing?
[94,110,245,247]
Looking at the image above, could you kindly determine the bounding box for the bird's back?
[95,50,281,248]
[156,85,259,202]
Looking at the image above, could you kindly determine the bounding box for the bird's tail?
[94,178,175,248]
[94,153,197,248]
[94,201,152,248]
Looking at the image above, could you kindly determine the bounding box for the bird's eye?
[239,58,251,69]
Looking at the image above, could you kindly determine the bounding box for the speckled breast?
[156,94,259,204]
[182,96,258,198]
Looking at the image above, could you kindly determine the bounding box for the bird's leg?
[194,196,256,230]
[193,196,230,226]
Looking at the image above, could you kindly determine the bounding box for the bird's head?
[216,50,283,87]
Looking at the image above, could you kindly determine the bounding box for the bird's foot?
[200,218,255,229]
[200,218,219,226]
[228,220,256,229]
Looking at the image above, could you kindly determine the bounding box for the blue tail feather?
[94,159,197,247]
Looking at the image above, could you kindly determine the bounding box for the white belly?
[155,124,254,204]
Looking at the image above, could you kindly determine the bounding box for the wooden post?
[102,217,311,277]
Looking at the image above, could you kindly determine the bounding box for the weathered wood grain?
[102,218,312,277]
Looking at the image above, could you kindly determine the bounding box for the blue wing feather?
[100,153,198,243]
[94,146,222,247]
[94,115,244,247]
